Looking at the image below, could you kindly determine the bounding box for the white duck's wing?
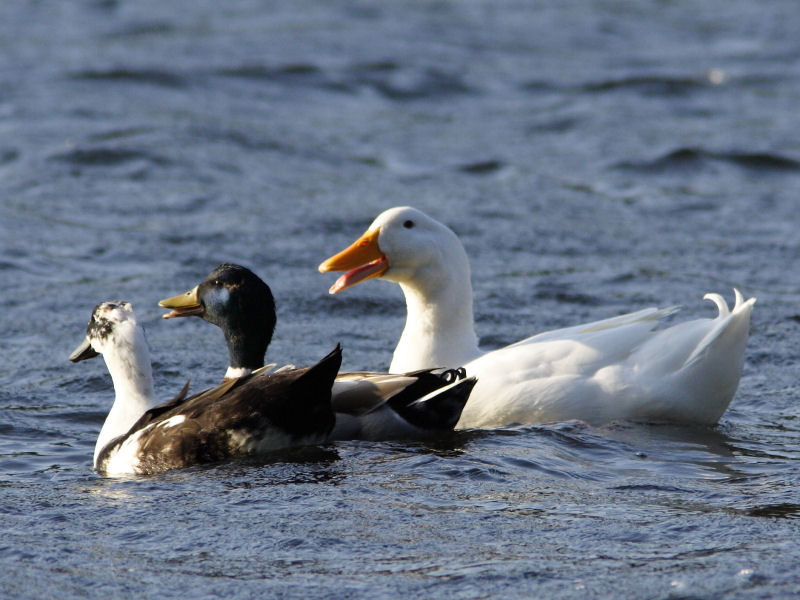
[506,305,680,348]
[457,317,671,427]
[468,306,679,381]
[458,291,755,428]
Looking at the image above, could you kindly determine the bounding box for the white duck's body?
[319,206,755,428]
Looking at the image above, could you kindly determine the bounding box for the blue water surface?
[1,1,799,598]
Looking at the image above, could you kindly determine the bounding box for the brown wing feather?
[97,346,341,475]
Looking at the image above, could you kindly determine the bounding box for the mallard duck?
[69,301,339,476]
[158,264,475,440]
[318,206,756,427]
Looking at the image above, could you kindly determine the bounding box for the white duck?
[318,206,755,428]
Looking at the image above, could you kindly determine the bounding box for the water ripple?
[744,503,800,519]
[580,74,708,96]
[50,146,173,167]
[69,68,188,88]
[215,61,476,101]
[615,147,800,174]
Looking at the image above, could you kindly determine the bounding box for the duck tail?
[665,288,754,424]
[702,292,730,317]
[684,288,755,368]
[392,376,477,431]
[733,288,754,312]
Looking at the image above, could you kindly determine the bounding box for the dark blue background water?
[2,1,799,598]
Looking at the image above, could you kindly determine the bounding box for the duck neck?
[222,323,268,380]
[95,328,157,465]
[390,263,481,373]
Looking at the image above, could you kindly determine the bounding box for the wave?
[218,61,474,100]
[580,75,706,96]
[50,146,172,167]
[744,503,800,519]
[215,63,332,90]
[615,147,800,173]
[1,148,19,165]
[362,66,473,100]
[104,21,176,38]
[457,159,506,175]
[533,283,603,306]
[69,68,188,88]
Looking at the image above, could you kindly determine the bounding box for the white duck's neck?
[95,327,157,465]
[389,263,482,373]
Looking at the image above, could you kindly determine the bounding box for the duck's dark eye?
[403,220,415,229]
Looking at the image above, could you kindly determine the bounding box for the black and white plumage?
[69,301,339,476]
[159,264,475,440]
[327,367,471,440]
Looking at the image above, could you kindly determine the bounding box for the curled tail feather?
[703,288,753,319]
[686,288,755,368]
[703,292,730,317]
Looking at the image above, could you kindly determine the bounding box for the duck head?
[318,206,467,294]
[159,264,276,376]
[69,301,139,363]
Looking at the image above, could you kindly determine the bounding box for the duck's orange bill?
[318,228,388,294]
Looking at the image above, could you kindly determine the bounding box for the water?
[2,1,800,598]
